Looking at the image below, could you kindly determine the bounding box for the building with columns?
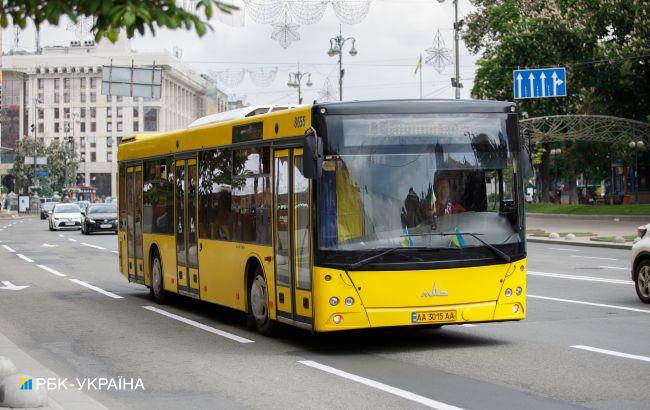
[1,34,227,198]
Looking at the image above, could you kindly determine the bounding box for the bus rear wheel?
[248,267,275,336]
[150,249,167,304]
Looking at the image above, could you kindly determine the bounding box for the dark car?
[81,204,118,234]
[40,202,58,220]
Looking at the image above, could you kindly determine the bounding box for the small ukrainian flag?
[401,227,414,247]
[451,227,465,248]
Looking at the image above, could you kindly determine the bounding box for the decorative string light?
[424,29,452,74]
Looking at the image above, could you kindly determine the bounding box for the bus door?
[174,158,200,298]
[273,148,313,328]
[126,165,145,284]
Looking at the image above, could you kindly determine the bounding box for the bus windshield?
[318,113,523,258]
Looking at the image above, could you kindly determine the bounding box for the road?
[0,217,648,409]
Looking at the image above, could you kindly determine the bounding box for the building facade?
[1,35,227,198]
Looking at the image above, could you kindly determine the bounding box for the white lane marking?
[16,253,34,263]
[599,266,629,271]
[527,270,633,285]
[528,294,650,314]
[58,234,64,238]
[298,360,463,410]
[2,244,16,253]
[460,324,477,328]
[548,247,579,252]
[111,250,118,254]
[142,306,254,344]
[36,264,66,277]
[69,279,123,299]
[571,345,650,363]
[42,243,57,248]
[570,255,618,261]
[68,238,77,242]
[81,242,106,250]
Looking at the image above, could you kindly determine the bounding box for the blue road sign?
[513,67,566,99]
[36,170,49,177]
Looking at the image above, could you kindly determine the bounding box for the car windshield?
[89,205,116,214]
[55,204,81,213]
[44,202,57,211]
[319,113,522,253]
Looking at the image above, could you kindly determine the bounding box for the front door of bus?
[174,159,200,298]
[126,165,145,284]
[273,148,312,328]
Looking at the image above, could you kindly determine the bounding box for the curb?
[527,213,649,223]
[527,237,633,250]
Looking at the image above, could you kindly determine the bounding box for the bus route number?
[294,115,306,128]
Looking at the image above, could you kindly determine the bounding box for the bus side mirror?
[521,145,534,178]
[303,130,323,179]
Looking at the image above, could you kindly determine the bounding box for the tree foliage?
[463,0,650,203]
[47,139,78,193]
[0,0,238,41]
[11,136,46,195]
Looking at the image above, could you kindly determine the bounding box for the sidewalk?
[526,214,647,249]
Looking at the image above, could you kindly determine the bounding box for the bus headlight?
[345,297,354,306]
[329,297,339,306]
[515,287,522,296]
[512,304,519,313]
[505,288,512,297]
[333,315,342,324]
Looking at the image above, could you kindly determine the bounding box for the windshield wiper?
[348,246,427,271]
[404,232,511,263]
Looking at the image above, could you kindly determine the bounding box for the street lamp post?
[437,0,463,99]
[327,25,357,101]
[629,140,645,204]
[287,63,313,104]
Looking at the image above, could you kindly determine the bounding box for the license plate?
[65,222,75,226]
[100,224,112,228]
[412,310,457,324]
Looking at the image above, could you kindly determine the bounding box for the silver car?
[49,203,83,231]
[631,223,650,303]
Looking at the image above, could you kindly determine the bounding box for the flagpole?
[419,53,423,99]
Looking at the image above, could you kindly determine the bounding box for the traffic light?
[30,123,34,134]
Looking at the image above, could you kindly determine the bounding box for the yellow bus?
[117,100,529,334]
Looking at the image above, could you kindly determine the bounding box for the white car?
[631,223,650,303]
[49,203,83,231]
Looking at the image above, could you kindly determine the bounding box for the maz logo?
[421,284,448,297]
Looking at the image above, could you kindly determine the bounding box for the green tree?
[464,0,650,203]
[0,0,237,41]
[11,136,47,195]
[47,139,78,194]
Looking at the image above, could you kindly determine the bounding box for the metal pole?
[338,41,343,101]
[419,53,423,99]
[33,98,37,193]
[453,0,460,99]
[634,148,639,204]
[297,63,302,104]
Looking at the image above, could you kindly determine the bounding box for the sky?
[2,0,480,106]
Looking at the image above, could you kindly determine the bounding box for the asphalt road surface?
[0,217,648,410]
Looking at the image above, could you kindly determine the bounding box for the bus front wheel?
[150,249,167,304]
[248,266,275,336]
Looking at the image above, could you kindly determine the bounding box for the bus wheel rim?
[153,257,162,295]
[639,266,650,298]
[251,275,268,322]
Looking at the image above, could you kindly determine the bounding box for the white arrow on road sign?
[528,73,535,97]
[0,281,29,291]
[552,71,564,96]
[516,73,523,98]
[540,72,547,97]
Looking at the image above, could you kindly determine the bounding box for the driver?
[434,179,466,216]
